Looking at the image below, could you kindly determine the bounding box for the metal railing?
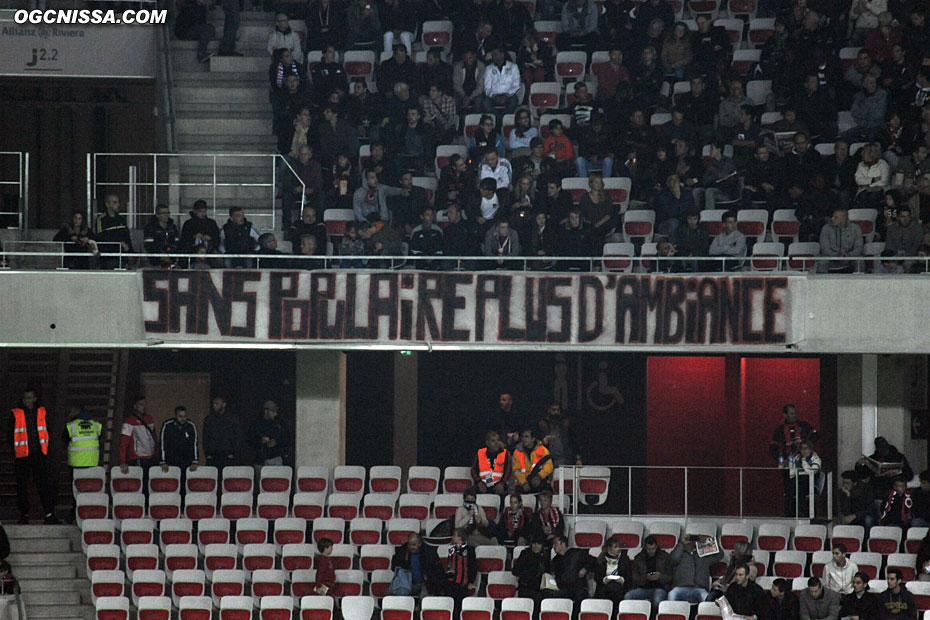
[0,250,929,273]
[0,152,29,231]
[86,153,305,231]
[156,16,177,153]
[554,465,833,527]
[0,241,123,269]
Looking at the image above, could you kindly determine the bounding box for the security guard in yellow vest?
[66,410,102,467]
[9,389,57,524]
[64,406,102,523]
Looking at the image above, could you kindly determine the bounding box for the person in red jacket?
[119,397,158,494]
[543,119,575,179]
[314,538,337,597]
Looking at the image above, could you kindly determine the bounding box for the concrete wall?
[836,354,927,478]
[294,350,346,468]
[3,271,930,353]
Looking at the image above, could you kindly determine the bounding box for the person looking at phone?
[625,535,673,615]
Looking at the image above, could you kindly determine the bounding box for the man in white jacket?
[821,544,858,595]
[482,46,520,119]
[267,14,304,64]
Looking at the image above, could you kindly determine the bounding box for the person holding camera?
[668,534,723,604]
[454,488,496,546]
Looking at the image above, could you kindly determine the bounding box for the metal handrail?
[0,151,28,231]
[0,240,123,269]
[86,153,305,231]
[157,15,177,152]
[555,465,833,527]
[0,250,928,273]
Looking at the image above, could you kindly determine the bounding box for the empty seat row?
[92,595,729,620]
[76,465,454,498]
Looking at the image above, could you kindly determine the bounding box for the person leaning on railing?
[94,194,133,270]
[53,210,97,270]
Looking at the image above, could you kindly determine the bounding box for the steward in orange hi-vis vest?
[10,389,57,524]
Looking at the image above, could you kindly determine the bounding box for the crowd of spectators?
[160,0,930,273]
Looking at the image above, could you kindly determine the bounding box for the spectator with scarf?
[496,493,533,546]
[441,529,477,614]
[529,489,564,545]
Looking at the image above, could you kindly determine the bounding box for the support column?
[393,352,418,471]
[295,350,346,468]
[862,354,878,457]
[836,355,864,475]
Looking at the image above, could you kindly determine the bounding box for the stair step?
[173,70,267,85]
[15,565,78,579]
[178,156,273,170]
[4,524,79,539]
[177,185,274,200]
[209,55,269,73]
[9,538,74,553]
[174,86,270,105]
[19,578,90,593]
[171,39,266,53]
[26,611,93,620]
[173,51,264,73]
[176,118,272,136]
[183,173,274,184]
[6,551,87,565]
[176,106,271,118]
[20,590,83,606]
[227,24,275,45]
[176,138,278,152]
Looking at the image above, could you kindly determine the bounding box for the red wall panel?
[646,356,821,516]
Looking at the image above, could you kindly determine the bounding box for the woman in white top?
[854,143,891,208]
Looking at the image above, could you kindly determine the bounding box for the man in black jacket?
[725,565,765,617]
[250,401,288,468]
[512,536,550,599]
[94,194,133,269]
[552,534,596,603]
[759,577,801,620]
[310,45,349,104]
[442,204,479,269]
[287,206,328,249]
[391,533,443,596]
[180,200,221,253]
[159,406,198,493]
[877,569,918,620]
[409,207,444,269]
[795,75,837,141]
[143,204,181,267]
[203,396,242,471]
[671,209,709,272]
[378,44,420,99]
[388,172,430,234]
[742,145,784,212]
[220,207,260,268]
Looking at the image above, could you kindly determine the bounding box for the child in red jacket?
[314,538,337,596]
[543,119,574,178]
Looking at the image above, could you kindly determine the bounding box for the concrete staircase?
[169,9,281,230]
[5,524,93,620]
